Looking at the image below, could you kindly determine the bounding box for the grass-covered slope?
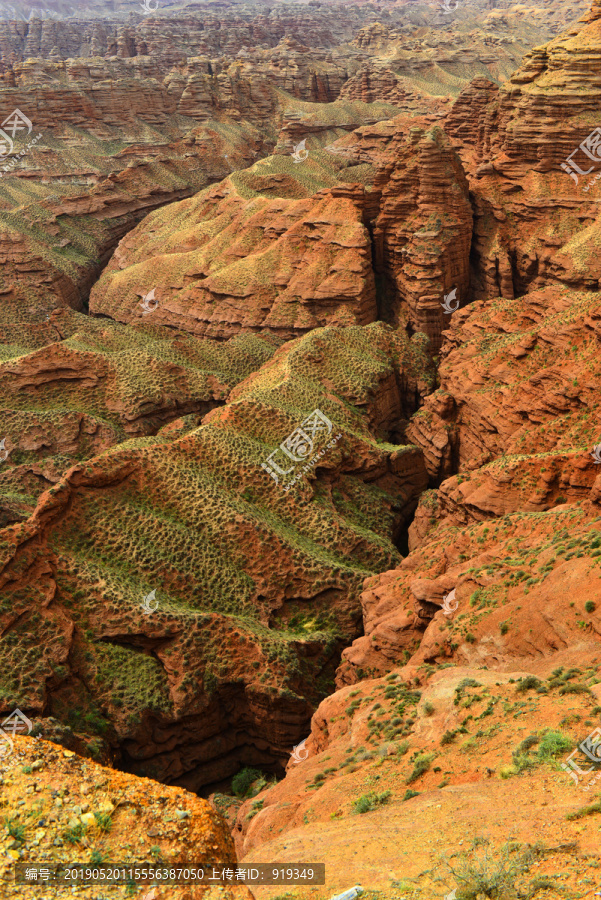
[0,308,281,524]
[0,322,432,792]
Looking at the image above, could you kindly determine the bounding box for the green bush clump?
[515,676,541,693]
[352,790,391,814]
[559,683,591,696]
[5,818,25,842]
[516,734,539,753]
[94,812,112,833]
[439,839,537,899]
[406,752,435,784]
[566,794,601,820]
[231,767,263,798]
[246,799,265,821]
[63,823,87,844]
[536,730,572,759]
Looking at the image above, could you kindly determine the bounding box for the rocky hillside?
[235,659,601,898]
[0,734,253,899]
[88,117,471,348]
[0,322,432,792]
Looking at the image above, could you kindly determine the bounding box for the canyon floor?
[1,0,601,898]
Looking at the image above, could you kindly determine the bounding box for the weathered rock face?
[334,278,601,684]
[3,6,601,888]
[370,124,472,349]
[337,496,601,683]
[90,177,379,340]
[1,735,253,900]
[339,64,451,115]
[444,0,601,303]
[330,117,473,347]
[0,0,584,67]
[91,119,472,351]
[322,0,601,707]
[408,449,599,549]
[406,286,601,483]
[0,112,265,333]
[0,6,373,65]
[0,323,432,792]
[0,50,400,333]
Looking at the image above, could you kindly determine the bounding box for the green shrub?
[63,823,87,844]
[440,839,535,899]
[559,683,591,696]
[585,601,596,613]
[515,676,541,693]
[94,812,112,832]
[246,799,265,821]
[511,753,536,774]
[516,734,539,753]
[441,730,457,745]
[5,818,25,842]
[231,767,263,798]
[537,730,572,759]
[352,790,391,814]
[402,789,419,801]
[566,794,601,820]
[406,752,435,784]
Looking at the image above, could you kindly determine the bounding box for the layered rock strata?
[91,120,472,351]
